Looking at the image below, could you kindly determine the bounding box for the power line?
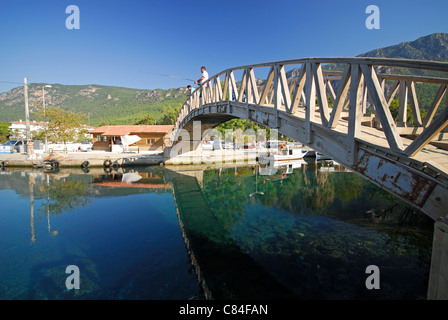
[140,71,195,82]
[0,80,23,85]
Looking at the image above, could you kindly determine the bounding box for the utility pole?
[24,77,33,155]
[42,85,52,153]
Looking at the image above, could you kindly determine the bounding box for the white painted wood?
[216,76,223,102]
[405,104,448,156]
[386,80,400,106]
[328,65,351,129]
[223,71,229,101]
[246,68,253,104]
[259,66,274,106]
[290,64,306,114]
[312,63,330,126]
[248,68,260,104]
[347,64,365,164]
[424,85,447,127]
[362,82,368,114]
[230,71,239,101]
[326,79,336,102]
[305,63,315,143]
[407,81,422,126]
[273,64,281,127]
[397,80,408,127]
[279,65,292,113]
[237,69,248,103]
[360,64,404,151]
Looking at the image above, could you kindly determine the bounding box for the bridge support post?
[163,146,172,159]
[427,219,448,300]
[347,64,364,165]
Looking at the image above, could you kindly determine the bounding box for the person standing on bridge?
[186,85,194,96]
[195,66,209,102]
[194,66,209,86]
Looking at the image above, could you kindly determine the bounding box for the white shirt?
[200,70,209,85]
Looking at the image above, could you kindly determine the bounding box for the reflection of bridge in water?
[166,164,446,300]
[169,167,300,299]
[168,58,448,222]
[7,162,447,300]
[166,57,448,299]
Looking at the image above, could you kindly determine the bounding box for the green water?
[0,161,434,299]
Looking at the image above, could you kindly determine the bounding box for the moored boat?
[259,144,308,162]
[316,152,332,161]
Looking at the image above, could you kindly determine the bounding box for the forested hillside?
[0,83,188,126]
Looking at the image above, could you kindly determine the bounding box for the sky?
[0,0,447,93]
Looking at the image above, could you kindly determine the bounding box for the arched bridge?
[166,57,448,223]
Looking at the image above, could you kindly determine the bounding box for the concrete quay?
[0,149,269,168]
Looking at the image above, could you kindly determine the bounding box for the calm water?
[0,161,434,300]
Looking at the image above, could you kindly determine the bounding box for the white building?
[8,120,95,141]
[9,120,47,139]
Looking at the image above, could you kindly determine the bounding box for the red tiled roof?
[93,181,173,189]
[89,125,173,136]
[10,120,47,125]
[11,121,93,128]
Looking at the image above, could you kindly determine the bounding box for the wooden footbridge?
[165,58,448,299]
[167,57,448,221]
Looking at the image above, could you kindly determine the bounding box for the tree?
[159,106,181,125]
[389,98,426,126]
[216,119,274,140]
[36,106,87,144]
[0,122,12,143]
[134,114,156,125]
[38,178,91,216]
[32,130,46,141]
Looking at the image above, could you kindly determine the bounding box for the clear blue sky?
[0,0,447,93]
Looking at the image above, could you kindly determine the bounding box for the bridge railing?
[171,57,448,159]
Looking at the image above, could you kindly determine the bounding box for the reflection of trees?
[365,197,433,270]
[332,172,364,202]
[301,170,335,214]
[201,163,432,237]
[200,164,433,298]
[38,178,92,217]
[202,165,365,229]
[202,165,340,229]
[260,164,337,215]
[202,169,248,230]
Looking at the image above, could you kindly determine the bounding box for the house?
[9,120,95,141]
[89,125,174,152]
[9,120,47,139]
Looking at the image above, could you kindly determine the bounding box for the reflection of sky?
[0,182,199,299]
[0,167,435,300]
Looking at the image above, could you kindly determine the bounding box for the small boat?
[316,152,332,161]
[259,145,308,162]
[272,159,307,169]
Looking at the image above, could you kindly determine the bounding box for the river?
[0,160,434,299]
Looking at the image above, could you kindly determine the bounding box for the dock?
[0,149,277,168]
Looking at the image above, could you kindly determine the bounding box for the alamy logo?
[365,265,380,289]
[365,5,380,30]
[66,5,80,30]
[65,265,80,290]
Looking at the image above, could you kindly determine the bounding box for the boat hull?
[259,150,308,162]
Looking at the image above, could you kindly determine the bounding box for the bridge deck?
[270,104,444,172]
[171,57,448,221]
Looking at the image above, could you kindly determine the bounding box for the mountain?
[358,33,448,61]
[0,84,187,126]
[285,33,448,111]
[1,33,447,126]
[286,33,448,79]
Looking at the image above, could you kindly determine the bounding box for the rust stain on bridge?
[168,57,448,221]
[353,149,437,207]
